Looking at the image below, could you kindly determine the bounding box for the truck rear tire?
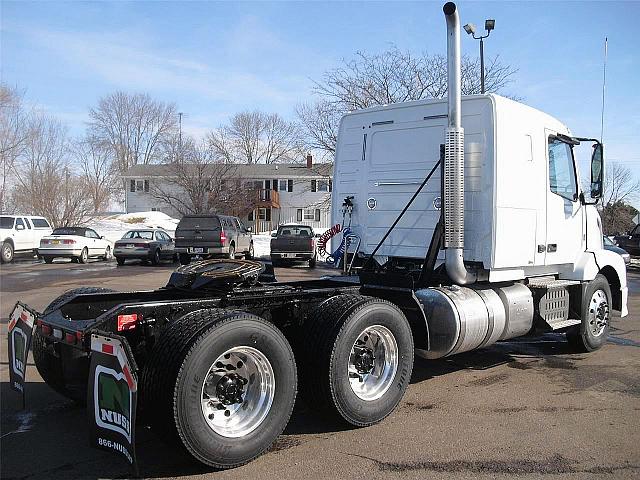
[33,287,116,403]
[301,295,414,426]
[141,309,297,468]
[567,274,612,352]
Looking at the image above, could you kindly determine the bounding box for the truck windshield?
[278,226,313,237]
[0,216,14,229]
[122,230,154,240]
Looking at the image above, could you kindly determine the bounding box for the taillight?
[63,239,75,245]
[309,238,314,249]
[220,231,227,243]
[117,313,138,332]
[134,243,149,248]
[65,332,76,344]
[40,239,50,245]
[41,324,52,336]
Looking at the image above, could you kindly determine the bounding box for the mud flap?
[88,332,139,476]
[7,302,38,406]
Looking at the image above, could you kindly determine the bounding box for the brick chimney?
[306,154,313,169]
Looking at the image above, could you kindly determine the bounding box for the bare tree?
[152,134,248,216]
[297,46,516,155]
[88,92,177,199]
[208,111,304,165]
[11,115,93,226]
[599,162,640,234]
[0,84,31,212]
[73,136,116,212]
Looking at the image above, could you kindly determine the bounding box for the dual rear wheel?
[142,296,414,468]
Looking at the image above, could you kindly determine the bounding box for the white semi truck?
[8,1,627,471]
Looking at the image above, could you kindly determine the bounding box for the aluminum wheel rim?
[588,289,610,337]
[348,325,398,401]
[3,244,11,259]
[200,346,275,438]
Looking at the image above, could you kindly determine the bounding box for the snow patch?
[87,211,179,243]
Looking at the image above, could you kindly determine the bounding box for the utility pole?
[178,112,183,148]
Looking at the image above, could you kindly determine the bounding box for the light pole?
[463,19,495,94]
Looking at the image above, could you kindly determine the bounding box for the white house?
[123,156,333,233]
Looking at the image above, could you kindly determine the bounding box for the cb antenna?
[600,37,608,144]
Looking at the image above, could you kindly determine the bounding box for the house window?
[130,180,135,192]
[258,208,271,221]
[144,180,149,193]
[136,180,144,192]
[287,179,293,192]
[248,210,255,221]
[151,207,159,212]
[279,179,288,192]
[311,180,317,192]
[317,179,330,192]
[297,208,320,222]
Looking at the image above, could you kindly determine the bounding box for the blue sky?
[2,0,639,203]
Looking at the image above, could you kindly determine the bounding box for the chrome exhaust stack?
[443,2,476,284]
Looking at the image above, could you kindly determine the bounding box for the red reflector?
[65,332,76,344]
[41,324,52,335]
[220,231,227,243]
[134,243,149,248]
[117,313,138,332]
[102,344,114,354]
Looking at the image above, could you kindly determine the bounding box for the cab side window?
[15,218,24,229]
[548,137,577,201]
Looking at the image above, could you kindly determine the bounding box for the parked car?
[38,227,112,264]
[603,235,630,265]
[114,228,176,266]
[1,215,53,263]
[174,215,253,265]
[270,224,317,268]
[614,224,640,256]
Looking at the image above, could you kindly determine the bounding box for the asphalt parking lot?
[1,259,639,480]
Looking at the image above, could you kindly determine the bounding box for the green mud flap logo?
[94,366,132,443]
[88,334,138,474]
[12,328,27,380]
[7,303,36,399]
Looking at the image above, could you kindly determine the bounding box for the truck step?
[546,318,581,330]
[527,276,581,289]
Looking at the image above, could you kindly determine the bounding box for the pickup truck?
[174,214,253,265]
[270,224,317,268]
[614,224,640,257]
[1,215,53,263]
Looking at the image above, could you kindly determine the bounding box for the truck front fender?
[568,250,628,317]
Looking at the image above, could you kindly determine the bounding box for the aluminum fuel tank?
[415,283,533,359]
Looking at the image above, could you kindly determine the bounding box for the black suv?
[174,215,253,265]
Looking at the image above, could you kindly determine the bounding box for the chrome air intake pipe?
[443,2,476,284]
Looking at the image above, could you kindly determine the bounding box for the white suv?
[1,215,53,263]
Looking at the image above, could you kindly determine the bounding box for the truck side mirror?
[246,226,252,233]
[271,232,277,237]
[16,224,25,231]
[590,142,604,199]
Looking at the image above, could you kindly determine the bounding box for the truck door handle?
[547,244,557,252]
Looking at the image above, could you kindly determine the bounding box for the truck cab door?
[545,132,584,267]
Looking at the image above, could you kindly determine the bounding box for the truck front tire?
[142,309,297,468]
[1,241,14,263]
[301,295,414,426]
[567,274,612,352]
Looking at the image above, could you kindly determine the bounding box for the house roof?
[123,162,333,179]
